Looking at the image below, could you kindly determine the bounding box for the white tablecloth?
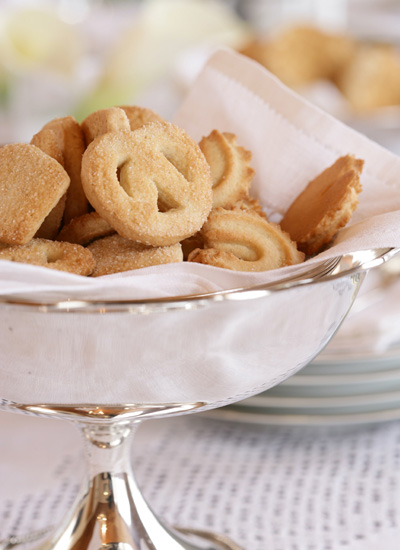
[1,410,400,549]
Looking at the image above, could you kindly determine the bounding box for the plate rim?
[202,406,400,427]
[242,388,400,409]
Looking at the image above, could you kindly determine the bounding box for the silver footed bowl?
[0,247,397,550]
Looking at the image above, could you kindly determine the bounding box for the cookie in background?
[241,24,400,114]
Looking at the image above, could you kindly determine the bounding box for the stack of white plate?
[208,343,400,426]
[206,259,400,427]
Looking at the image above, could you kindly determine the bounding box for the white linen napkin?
[2,48,400,301]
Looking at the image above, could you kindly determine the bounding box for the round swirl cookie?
[232,195,268,219]
[188,207,304,272]
[199,130,255,208]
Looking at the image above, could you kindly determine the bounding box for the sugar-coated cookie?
[88,234,183,276]
[0,238,95,275]
[42,116,88,223]
[57,212,115,246]
[81,123,213,247]
[81,107,130,146]
[0,143,70,245]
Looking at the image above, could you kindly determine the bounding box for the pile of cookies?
[241,24,400,113]
[0,105,363,276]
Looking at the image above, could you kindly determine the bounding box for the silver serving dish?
[0,247,397,550]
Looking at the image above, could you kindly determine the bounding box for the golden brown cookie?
[199,130,254,208]
[239,38,271,68]
[118,105,164,131]
[180,232,204,261]
[232,195,268,219]
[57,212,115,246]
[337,44,400,112]
[0,143,70,245]
[248,25,356,88]
[188,207,304,272]
[81,123,213,247]
[0,238,95,276]
[31,128,64,165]
[280,155,363,255]
[81,106,130,146]
[35,194,67,240]
[42,116,88,224]
[88,234,183,277]
[31,128,67,240]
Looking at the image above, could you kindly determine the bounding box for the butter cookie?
[0,144,70,245]
[81,123,213,246]
[57,212,115,246]
[188,207,304,271]
[0,238,95,276]
[88,234,183,277]
[199,130,254,208]
[119,105,164,131]
[280,155,363,255]
[42,116,88,223]
[31,128,67,239]
[81,106,130,146]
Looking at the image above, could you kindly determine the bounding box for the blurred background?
[0,0,399,153]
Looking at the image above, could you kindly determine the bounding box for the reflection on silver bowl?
[0,247,396,550]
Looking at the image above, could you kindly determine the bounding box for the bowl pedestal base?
[17,403,243,550]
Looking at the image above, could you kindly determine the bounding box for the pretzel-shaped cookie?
[81,122,213,246]
[199,130,255,208]
[0,238,95,276]
[188,207,304,271]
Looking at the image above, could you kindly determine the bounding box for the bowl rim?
[0,247,397,312]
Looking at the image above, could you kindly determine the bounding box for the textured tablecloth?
[1,409,400,549]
